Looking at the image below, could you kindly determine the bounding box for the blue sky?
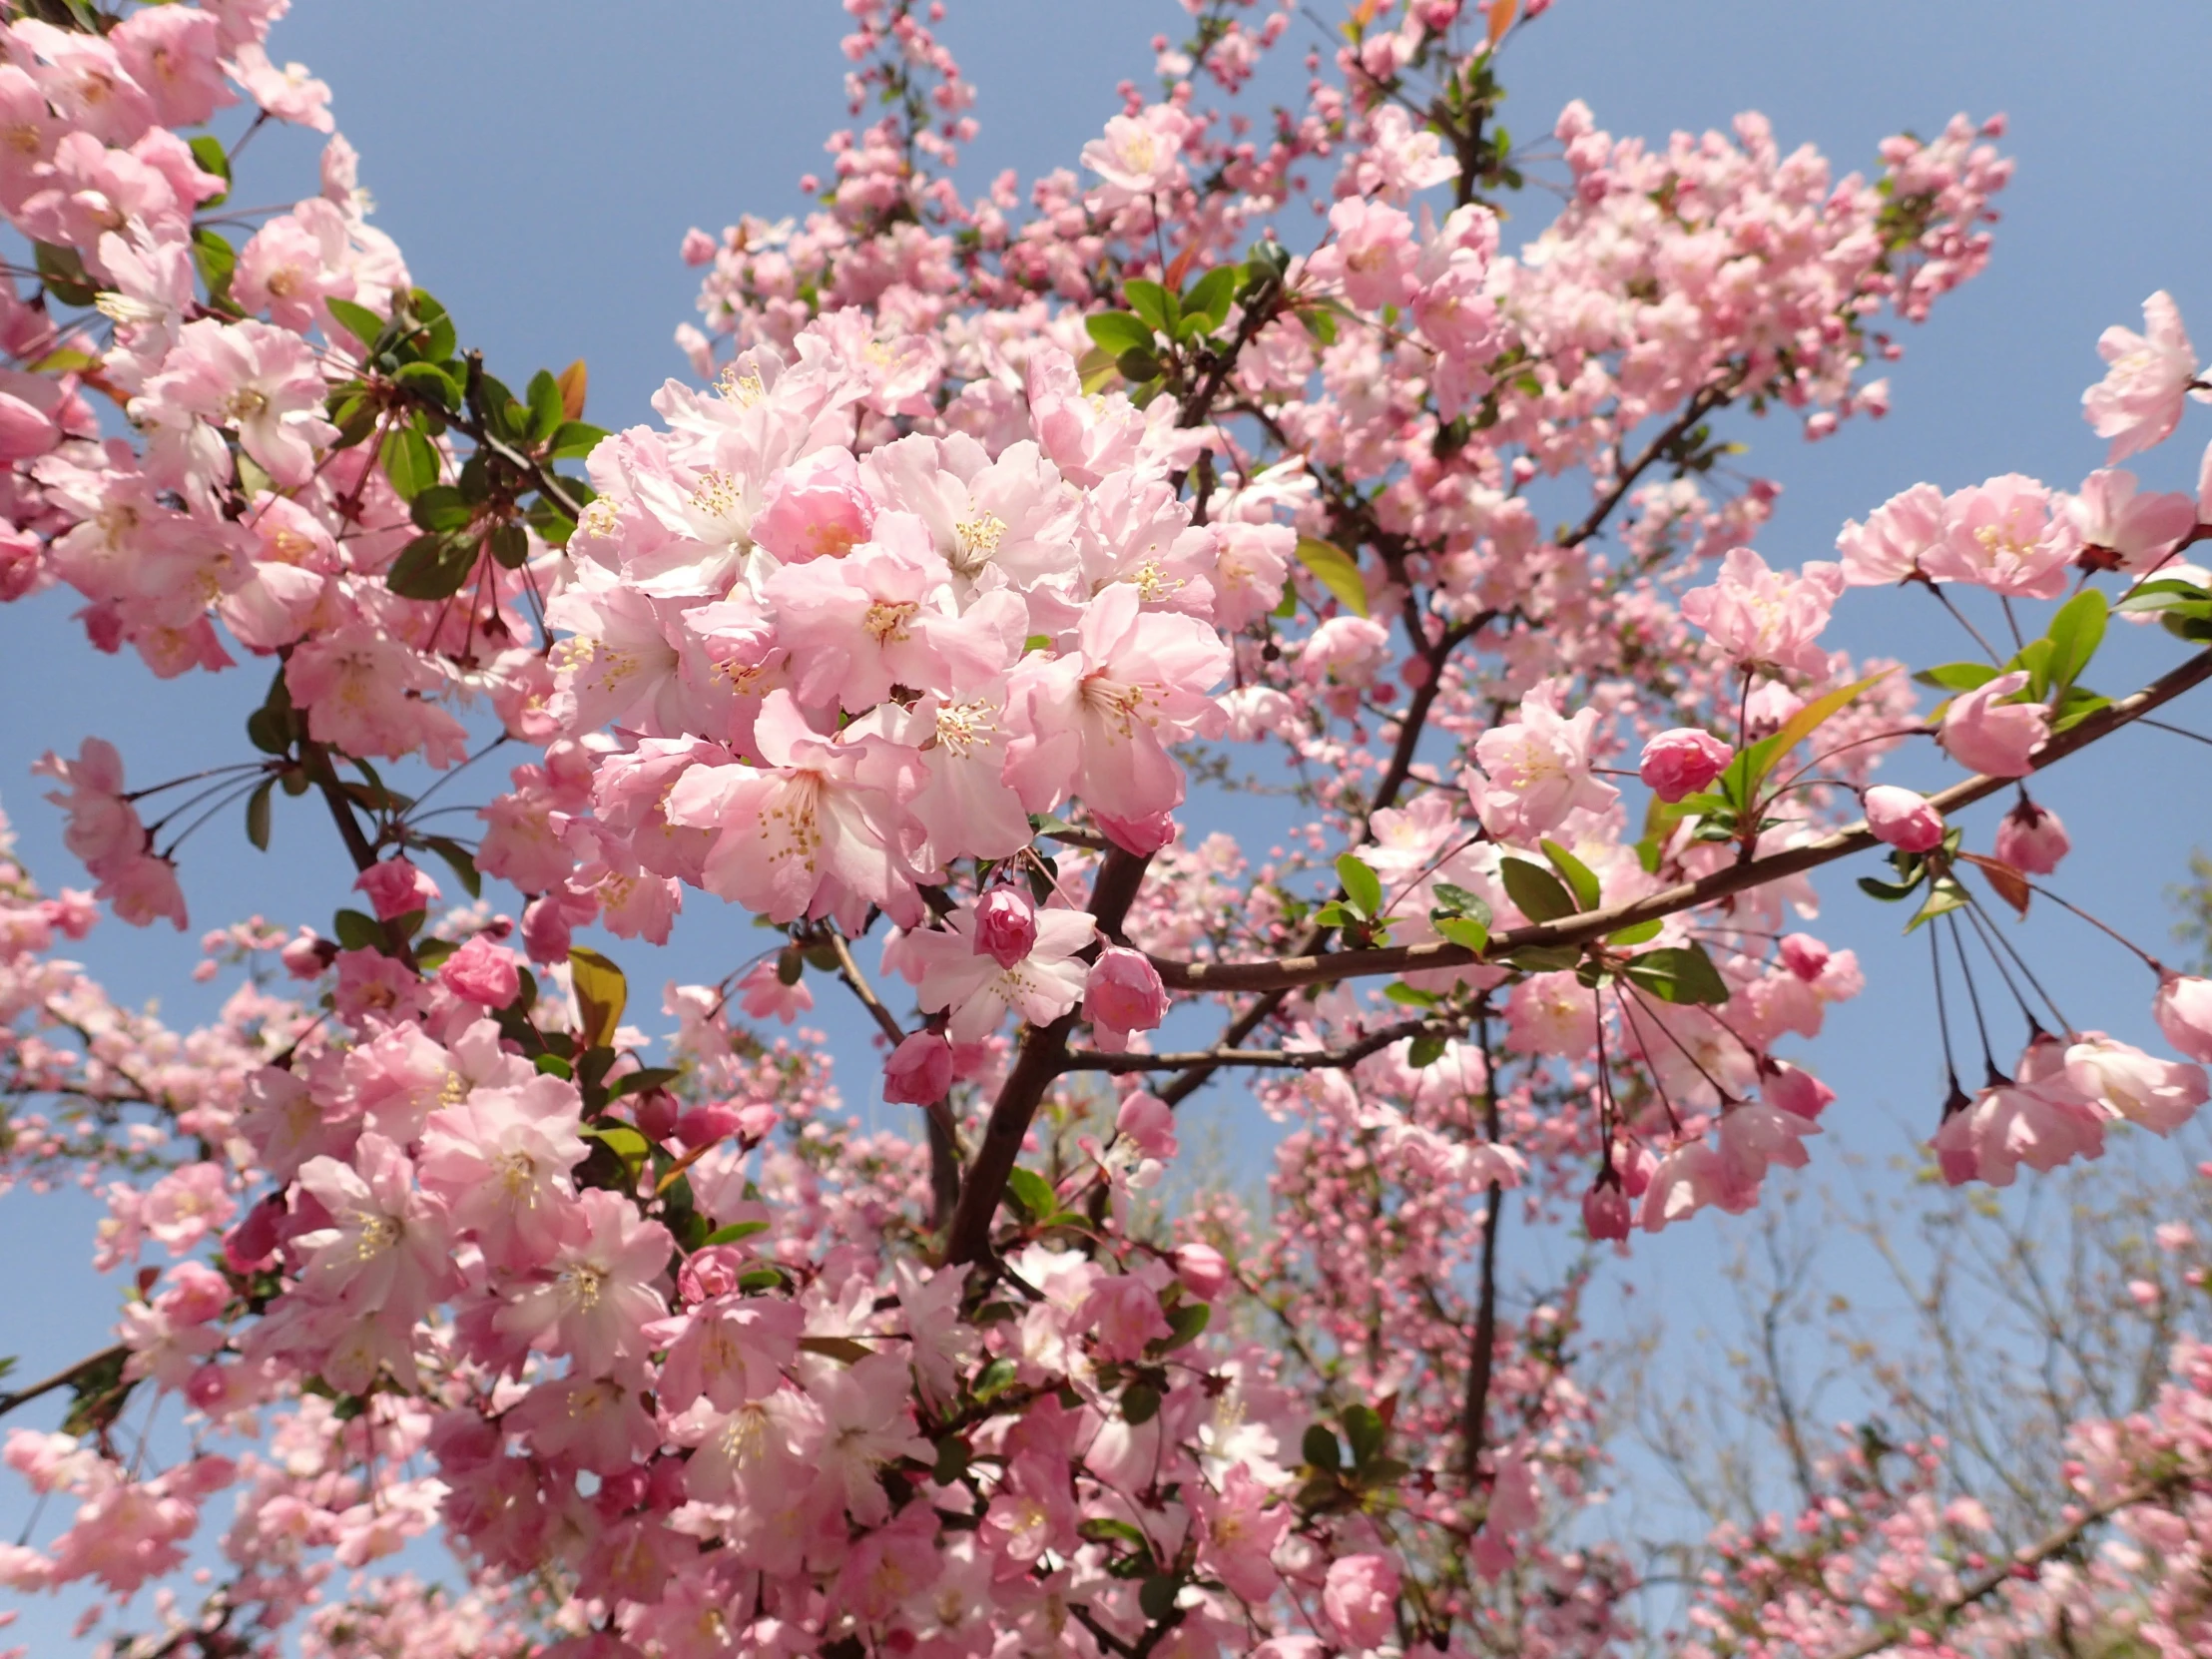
[4,1,2212,1647]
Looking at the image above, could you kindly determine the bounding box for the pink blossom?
[438,935,521,1008]
[1193,1463,1290,1603]
[2082,290,2206,461]
[1309,196,1418,311]
[1863,785,1944,852]
[1471,689,1619,842]
[750,448,875,563]
[1927,474,2077,597]
[1322,1552,1401,1650]
[1680,547,1844,674]
[135,317,337,489]
[2062,1033,2207,1133]
[354,857,440,922]
[1938,671,2047,778]
[972,885,1038,970]
[1296,614,1390,688]
[1639,728,1732,803]
[2064,468,2197,571]
[1080,104,1191,208]
[1837,482,1945,586]
[293,1134,453,1320]
[734,958,813,1024]
[1085,945,1169,1045]
[419,1076,589,1274]
[1582,1179,1631,1241]
[1079,1273,1171,1361]
[895,903,1094,1044]
[882,1030,953,1104]
[2154,973,2212,1065]
[1117,1091,1179,1161]
[1994,796,2068,874]
[496,1189,672,1378]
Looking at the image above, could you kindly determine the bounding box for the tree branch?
[0,1343,126,1420]
[1149,645,2212,996]
[826,927,962,1229]
[1064,1016,1455,1073]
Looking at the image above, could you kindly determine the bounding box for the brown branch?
[1064,1016,1454,1073]
[826,927,961,1229]
[1560,382,1732,552]
[1460,1014,1502,1483]
[1150,644,2212,996]
[0,1344,126,1419]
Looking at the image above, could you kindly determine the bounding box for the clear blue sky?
[4,2,2212,1647]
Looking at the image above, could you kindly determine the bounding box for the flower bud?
[972,887,1037,970]
[2154,972,2212,1065]
[1864,785,1944,852]
[1778,932,1830,982]
[439,934,521,1008]
[1764,1060,1834,1120]
[1116,1090,1179,1160]
[1994,796,2069,875]
[1638,728,1733,804]
[1173,1242,1231,1302]
[1581,1180,1630,1241]
[883,1030,954,1104]
[1087,945,1169,1038]
[354,855,440,921]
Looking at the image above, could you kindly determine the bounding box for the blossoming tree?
[2,0,2211,1654]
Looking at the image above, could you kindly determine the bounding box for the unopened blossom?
[354,856,439,922]
[438,935,521,1008]
[2082,290,2207,461]
[882,1029,953,1104]
[1639,728,1732,802]
[1994,795,2069,873]
[1863,785,1944,851]
[1938,671,2047,777]
[1085,946,1168,1046]
[1582,1179,1631,1242]
[2154,973,2212,1065]
[971,885,1038,970]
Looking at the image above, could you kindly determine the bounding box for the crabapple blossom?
[1864,785,1945,852]
[2082,289,2207,460]
[1638,728,1732,803]
[1939,670,2048,777]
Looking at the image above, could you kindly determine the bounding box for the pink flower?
[1080,104,1191,208]
[1085,946,1169,1045]
[1680,547,1843,674]
[1078,1273,1170,1361]
[1938,671,2047,778]
[1003,583,1230,823]
[734,958,813,1024]
[2154,973,2212,1065]
[355,857,440,922]
[293,1134,454,1320]
[134,317,337,489]
[142,1163,237,1254]
[1960,1040,2105,1186]
[1581,1179,1630,1241]
[496,1189,672,1378]
[1309,196,1418,311]
[1322,1552,1401,1650]
[2064,468,2197,571]
[419,1076,588,1274]
[2062,1033,2208,1133]
[1193,1464,1290,1604]
[1470,689,1619,842]
[438,935,521,1008]
[1994,796,2068,874]
[1927,475,2075,598]
[1863,785,1944,852]
[227,43,334,132]
[1638,728,1732,803]
[285,627,469,766]
[1837,483,1945,586]
[1764,1061,1835,1120]
[750,448,875,563]
[894,902,1095,1044]
[1296,614,1390,688]
[882,1030,954,1104]
[1174,1241,1230,1301]
[2082,290,2206,461]
[1116,1091,1179,1161]
[972,885,1039,970]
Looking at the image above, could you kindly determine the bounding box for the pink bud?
[1638,728,1733,804]
[1582,1180,1630,1241]
[1764,1060,1834,1120]
[972,886,1038,970]
[354,856,441,922]
[674,1101,743,1150]
[520,894,575,964]
[1087,946,1169,1037]
[222,1193,286,1274]
[1778,932,1830,982]
[632,1090,681,1145]
[1994,796,2069,875]
[438,934,521,1008]
[1173,1242,1231,1302]
[733,1101,781,1142]
[278,930,328,980]
[883,1030,954,1104]
[1863,785,1944,852]
[1938,671,2048,779]
[679,1245,752,1306]
[1095,808,1176,855]
[2155,972,2212,1065]
[1619,1142,1657,1199]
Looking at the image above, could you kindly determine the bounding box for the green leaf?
[1504,942,1583,973]
[2044,588,2108,693]
[409,485,473,533]
[1078,1516,1150,1550]
[1182,264,1241,333]
[1121,1382,1161,1425]
[34,242,97,308]
[1433,914,1490,952]
[245,779,273,851]
[1737,670,1889,808]
[1499,856,1576,923]
[585,1123,651,1165]
[1913,661,2003,691]
[700,1219,770,1247]
[533,1052,572,1079]
[1302,1422,1343,1471]
[324,296,387,350]
[1858,872,1923,902]
[932,1435,971,1484]
[1006,1166,1059,1221]
[972,1356,1018,1401]
[187,134,232,207]
[1406,1032,1447,1068]
[1383,981,1439,1007]
[1621,943,1731,1006]
[569,946,628,1049]
[1123,278,1175,335]
[737,1266,786,1294]
[331,908,383,952]
[1085,310,1154,356]
[1115,345,1162,383]
[1430,882,1489,923]
[1138,1571,1180,1621]
[384,532,477,600]
[1293,535,1368,616]
[550,421,607,460]
[190,227,237,302]
[2051,685,2112,733]
[391,358,460,409]
[1606,917,1663,946]
[608,1066,682,1101]
[525,369,566,442]
[1905,875,1970,933]
[380,425,440,500]
[1343,1402,1385,1467]
[1539,838,1600,911]
[419,835,481,898]
[488,524,530,569]
[2116,577,2212,616]
[1336,852,1383,920]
